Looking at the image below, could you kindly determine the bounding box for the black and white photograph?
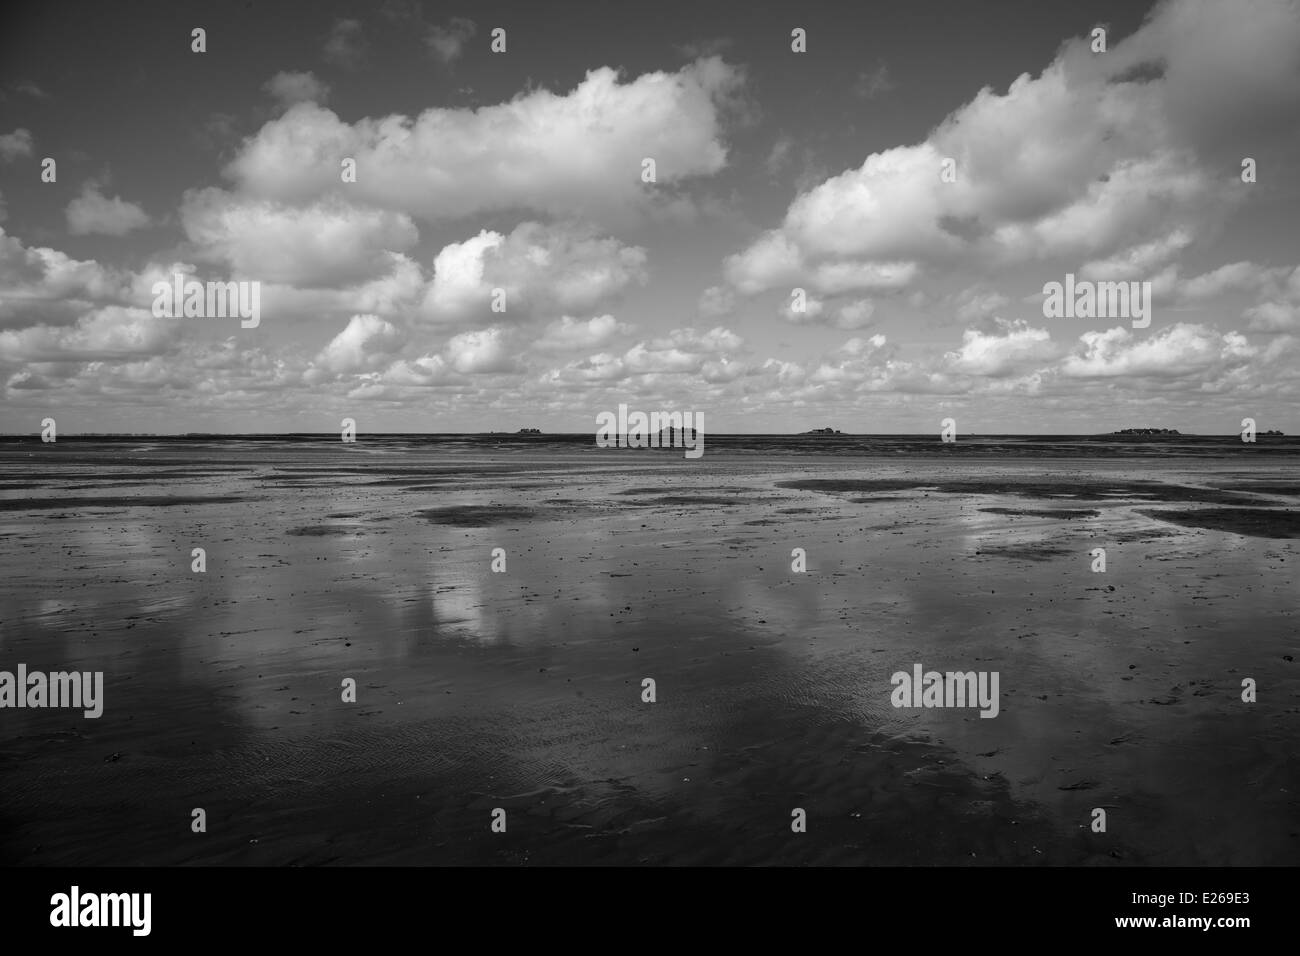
[1,0,1296,936]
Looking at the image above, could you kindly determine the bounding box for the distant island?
[658,426,699,442]
[805,427,843,435]
[1112,428,1181,435]
[1263,429,1285,436]
[517,428,541,435]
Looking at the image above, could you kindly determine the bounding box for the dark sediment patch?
[0,470,246,482]
[779,479,930,494]
[1136,508,1300,538]
[637,496,745,507]
[617,486,757,496]
[778,477,1254,505]
[362,477,455,487]
[275,466,522,477]
[1209,482,1300,497]
[980,507,1099,519]
[419,505,537,527]
[0,495,247,511]
[1110,527,1178,543]
[64,483,151,490]
[286,525,362,536]
[976,543,1074,561]
[850,496,908,503]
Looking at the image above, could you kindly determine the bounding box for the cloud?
[1177,261,1276,302]
[854,63,895,99]
[944,320,1065,376]
[446,327,517,373]
[535,315,631,351]
[224,58,744,226]
[14,81,49,100]
[697,285,735,318]
[675,37,733,59]
[0,128,34,162]
[311,314,405,375]
[0,306,179,362]
[421,221,647,323]
[323,19,366,68]
[1059,322,1254,378]
[780,294,877,330]
[263,71,330,108]
[723,0,1300,299]
[66,183,151,236]
[542,326,746,385]
[1245,265,1300,332]
[427,18,477,65]
[181,189,419,286]
[0,228,129,326]
[251,252,426,326]
[953,286,1010,323]
[1080,230,1195,281]
[764,137,794,176]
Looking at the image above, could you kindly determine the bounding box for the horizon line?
[0,431,1280,439]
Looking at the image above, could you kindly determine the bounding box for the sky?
[1,0,1299,434]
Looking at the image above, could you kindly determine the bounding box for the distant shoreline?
[0,432,1291,440]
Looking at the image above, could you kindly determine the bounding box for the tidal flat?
[1,436,1296,865]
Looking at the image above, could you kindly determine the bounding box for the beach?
[1,436,1297,865]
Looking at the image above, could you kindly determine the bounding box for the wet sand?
[1,438,1297,866]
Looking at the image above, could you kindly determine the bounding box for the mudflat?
[0,437,1296,865]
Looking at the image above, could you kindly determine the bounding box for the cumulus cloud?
[535,314,631,351]
[1060,323,1254,378]
[264,71,330,108]
[542,326,746,384]
[780,294,877,330]
[944,320,1065,377]
[724,0,1300,299]
[0,306,179,362]
[0,228,129,326]
[224,57,743,225]
[312,314,404,375]
[66,183,151,236]
[181,189,419,286]
[421,221,647,323]
[446,327,517,373]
